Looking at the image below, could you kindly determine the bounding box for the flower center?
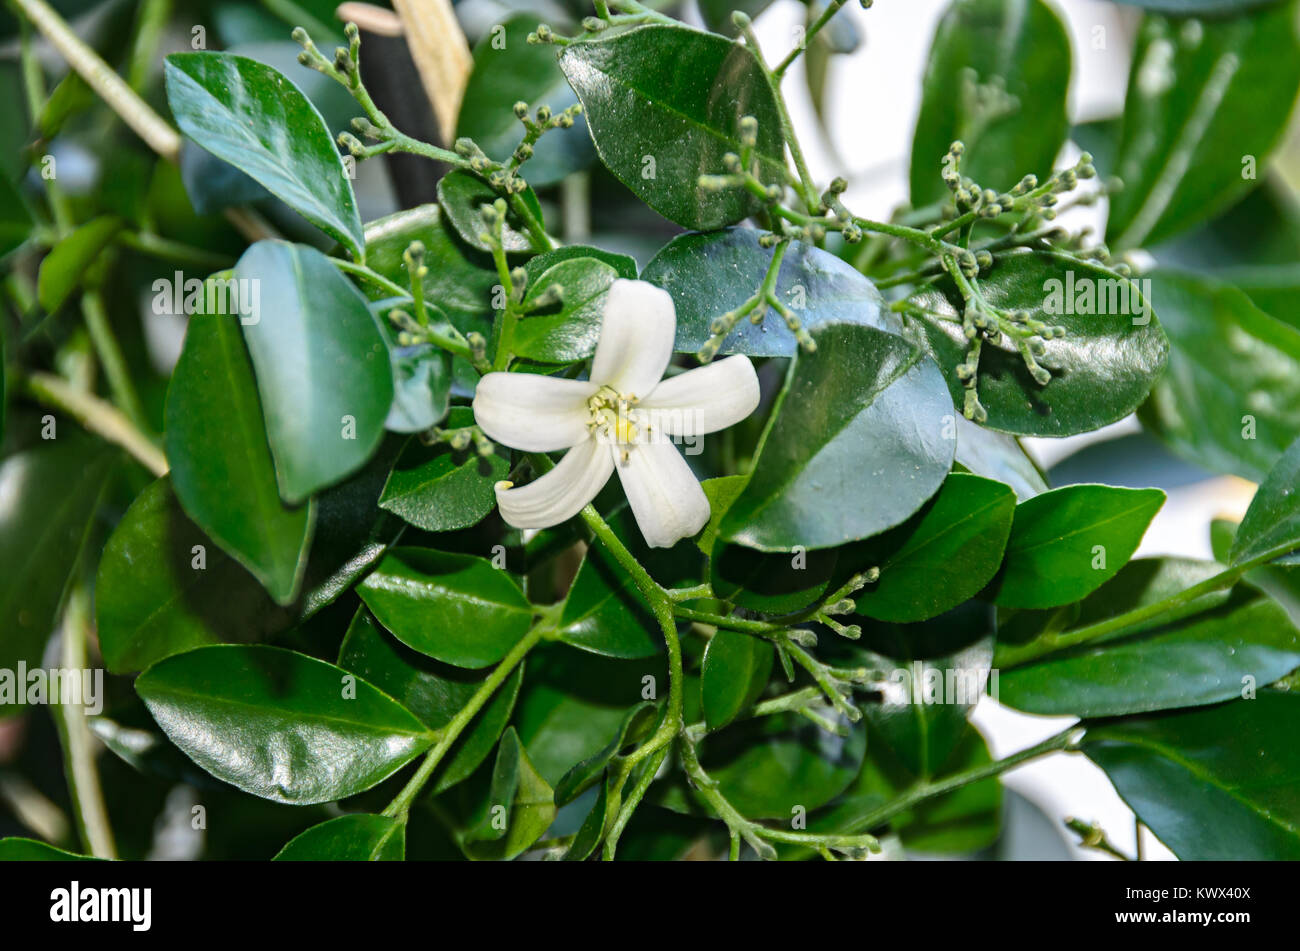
[588,385,646,455]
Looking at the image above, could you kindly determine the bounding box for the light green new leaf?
[37,215,122,312]
[1232,435,1300,567]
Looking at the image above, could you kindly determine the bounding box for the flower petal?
[641,355,760,437]
[495,437,613,530]
[615,440,710,548]
[473,372,597,452]
[589,279,676,397]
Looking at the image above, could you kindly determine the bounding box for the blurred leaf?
[0,838,99,861]
[37,216,122,313]
[1107,2,1300,250]
[910,0,1070,207]
[1232,435,1300,566]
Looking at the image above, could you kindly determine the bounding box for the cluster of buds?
[421,423,496,458]
[953,298,1066,422]
[943,141,1098,223]
[821,177,863,243]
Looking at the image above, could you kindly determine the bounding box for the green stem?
[331,257,409,299]
[81,291,150,433]
[773,0,849,78]
[125,0,171,93]
[120,231,235,270]
[54,586,117,858]
[846,726,1083,834]
[382,622,548,820]
[23,371,168,475]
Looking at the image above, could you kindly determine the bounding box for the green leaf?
[512,257,620,364]
[1001,580,1300,717]
[137,645,433,804]
[641,229,893,357]
[906,251,1168,437]
[0,838,99,861]
[557,504,700,659]
[0,439,113,682]
[525,244,638,281]
[700,629,773,731]
[338,608,522,793]
[987,484,1166,610]
[358,548,533,668]
[37,215,121,312]
[363,204,497,325]
[1085,692,1300,859]
[1140,271,1300,482]
[456,15,595,187]
[1226,261,1300,333]
[436,170,543,254]
[558,24,785,230]
[952,416,1048,500]
[910,0,1070,207]
[1232,435,1300,566]
[385,344,449,435]
[1113,0,1283,10]
[719,322,954,551]
[0,169,33,259]
[554,702,658,805]
[1107,2,1300,250]
[164,52,363,257]
[462,728,556,860]
[697,475,747,557]
[678,712,866,819]
[853,473,1015,623]
[378,409,508,533]
[236,240,393,503]
[273,814,405,860]
[165,310,314,605]
[710,542,838,614]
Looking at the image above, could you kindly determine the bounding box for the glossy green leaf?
[463,728,556,860]
[338,609,522,793]
[1002,580,1300,717]
[1141,271,1300,482]
[273,814,405,860]
[511,257,620,363]
[910,0,1070,207]
[456,15,595,187]
[358,547,533,668]
[137,645,433,804]
[236,240,393,503]
[37,215,121,312]
[700,629,773,731]
[0,439,113,682]
[1107,3,1300,250]
[988,484,1165,609]
[554,702,658,805]
[525,244,638,282]
[907,251,1168,437]
[1232,435,1300,566]
[165,310,314,605]
[558,24,785,230]
[436,170,544,254]
[719,322,954,551]
[0,838,99,861]
[165,52,363,257]
[641,229,893,357]
[853,473,1015,623]
[1085,692,1300,859]
[385,344,449,435]
[378,409,508,533]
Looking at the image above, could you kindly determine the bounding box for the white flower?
[472,279,761,548]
